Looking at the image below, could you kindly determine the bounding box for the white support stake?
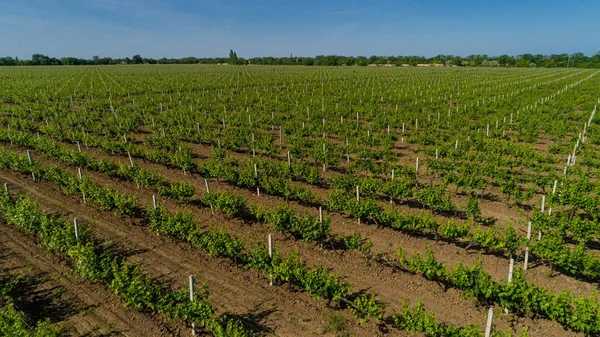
[416,157,419,175]
[505,257,514,313]
[319,207,323,223]
[78,167,83,180]
[26,150,35,181]
[189,275,196,335]
[524,221,532,270]
[255,163,260,196]
[268,234,273,286]
[356,185,360,202]
[541,195,545,213]
[77,141,82,152]
[205,179,210,193]
[485,308,494,337]
[508,258,514,283]
[74,218,79,241]
[127,151,134,168]
[152,195,157,209]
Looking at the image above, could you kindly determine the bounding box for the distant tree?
[180,57,198,64]
[302,58,314,66]
[61,57,79,65]
[248,57,262,65]
[497,54,513,67]
[0,57,17,66]
[31,54,50,65]
[515,59,531,67]
[99,57,113,65]
[229,49,238,64]
[0,51,598,68]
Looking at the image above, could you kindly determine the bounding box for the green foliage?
[202,191,247,217]
[391,300,483,336]
[416,184,456,213]
[397,244,600,334]
[343,232,363,251]
[0,300,62,337]
[382,177,415,201]
[196,228,246,261]
[465,194,481,220]
[251,204,330,242]
[349,293,384,323]
[159,181,195,201]
[0,190,253,336]
[146,206,197,240]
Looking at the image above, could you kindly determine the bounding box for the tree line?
[1,52,600,68]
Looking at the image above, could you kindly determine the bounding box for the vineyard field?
[1,64,600,337]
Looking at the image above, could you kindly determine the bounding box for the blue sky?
[0,0,598,59]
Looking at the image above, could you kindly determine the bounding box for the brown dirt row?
[5,144,585,336]
[0,171,369,337]
[49,137,600,299]
[0,219,175,337]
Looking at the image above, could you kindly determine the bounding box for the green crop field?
[1,64,599,336]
